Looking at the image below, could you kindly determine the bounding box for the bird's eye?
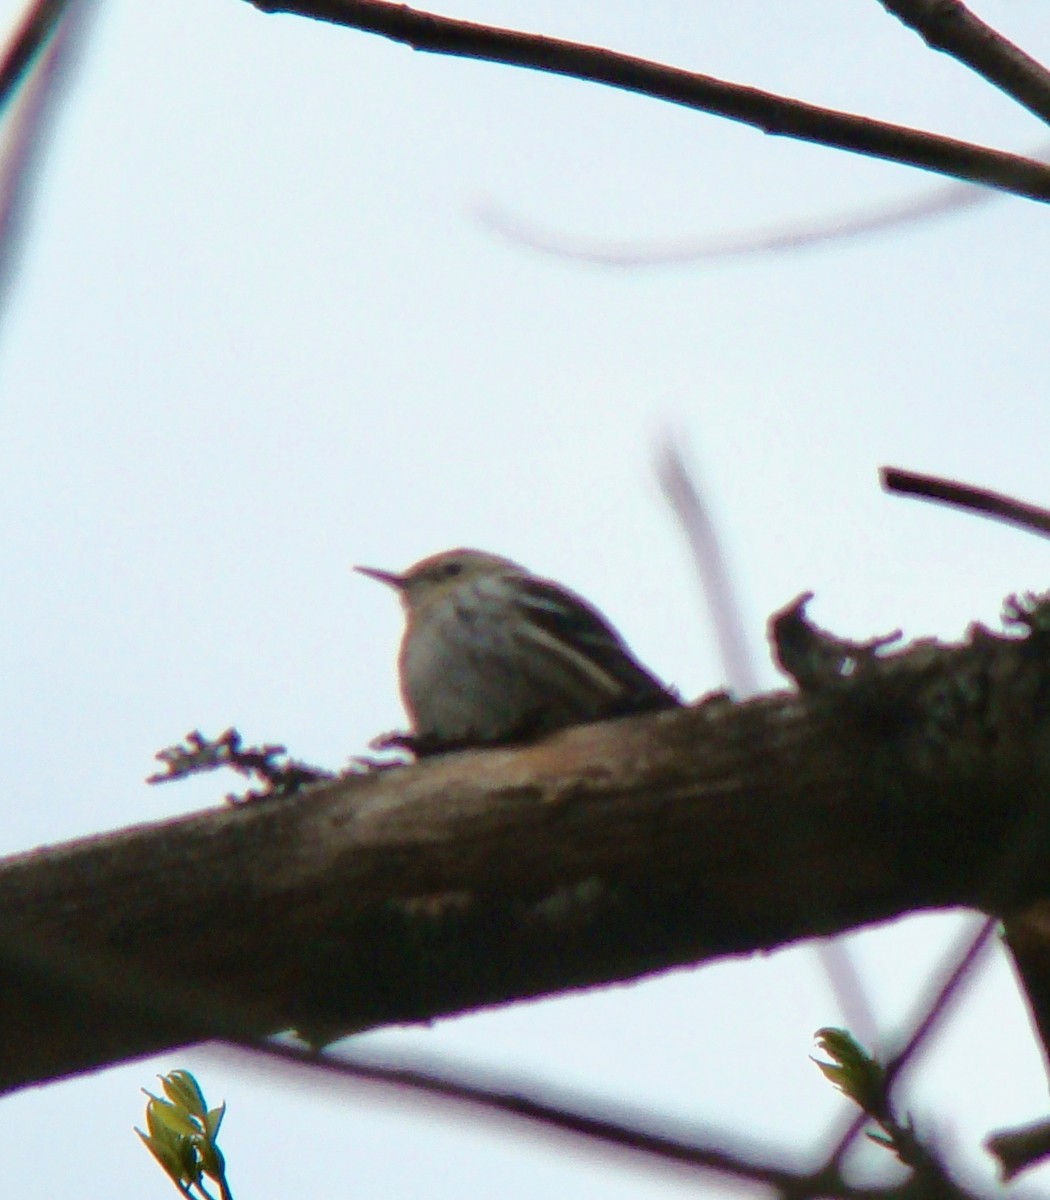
[443,562,463,578]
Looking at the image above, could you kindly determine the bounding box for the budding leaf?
[138,1070,232,1198]
[204,1103,226,1141]
[147,1095,199,1139]
[136,1128,187,1185]
[163,1069,208,1119]
[812,1027,886,1116]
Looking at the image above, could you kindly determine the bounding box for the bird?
[356,548,680,754]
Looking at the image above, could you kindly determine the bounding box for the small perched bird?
[356,548,680,754]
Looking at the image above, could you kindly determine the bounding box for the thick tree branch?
[5,610,1050,1094]
[878,0,1050,128]
[248,0,1050,203]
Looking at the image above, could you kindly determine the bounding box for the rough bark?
[3,613,1050,1095]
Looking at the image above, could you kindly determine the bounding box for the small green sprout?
[813,1029,933,1175]
[137,1069,232,1200]
[813,1026,888,1118]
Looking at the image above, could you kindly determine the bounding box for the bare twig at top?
[878,0,1050,127]
[247,0,1050,204]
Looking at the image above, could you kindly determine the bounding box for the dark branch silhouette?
[882,468,1050,538]
[878,0,1050,127]
[246,0,1050,203]
[207,1038,978,1200]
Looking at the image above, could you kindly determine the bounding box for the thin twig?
[878,0,1050,127]
[248,0,1050,204]
[476,172,1002,268]
[881,468,1050,538]
[884,918,999,1091]
[0,0,97,328]
[657,442,881,1053]
[0,0,71,114]
[655,440,758,696]
[212,1037,909,1200]
[826,917,999,1170]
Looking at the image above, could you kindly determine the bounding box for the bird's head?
[355,548,523,614]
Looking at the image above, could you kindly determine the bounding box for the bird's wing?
[509,577,674,704]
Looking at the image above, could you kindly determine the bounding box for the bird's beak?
[354,564,406,590]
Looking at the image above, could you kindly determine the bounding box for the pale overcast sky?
[2,2,1050,1196]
